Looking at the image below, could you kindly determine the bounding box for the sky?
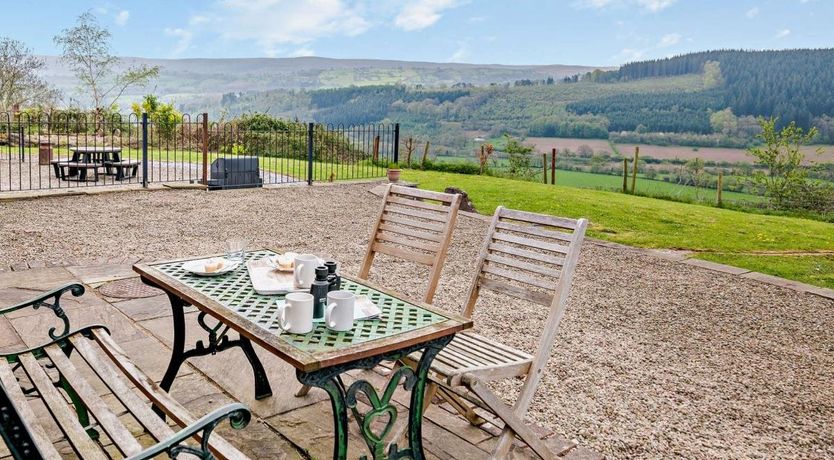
[1,0,831,66]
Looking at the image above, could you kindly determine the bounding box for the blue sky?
[2,0,830,66]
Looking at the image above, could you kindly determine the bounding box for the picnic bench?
[0,284,256,460]
[103,160,140,181]
[51,161,103,182]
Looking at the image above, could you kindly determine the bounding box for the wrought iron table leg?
[239,336,273,399]
[297,335,453,460]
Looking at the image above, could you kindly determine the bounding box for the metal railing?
[0,112,400,192]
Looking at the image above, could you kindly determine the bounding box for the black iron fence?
[0,112,400,192]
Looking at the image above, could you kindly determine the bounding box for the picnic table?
[51,146,138,181]
[133,249,472,460]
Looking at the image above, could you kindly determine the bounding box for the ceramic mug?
[279,292,314,334]
[294,254,319,289]
[325,290,355,332]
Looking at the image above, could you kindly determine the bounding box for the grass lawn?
[402,169,834,289]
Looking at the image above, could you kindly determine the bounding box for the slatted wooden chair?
[407,206,588,460]
[295,183,462,398]
[0,284,255,460]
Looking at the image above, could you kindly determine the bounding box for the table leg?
[296,335,453,460]
[140,277,274,418]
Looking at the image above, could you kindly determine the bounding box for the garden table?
[133,249,472,460]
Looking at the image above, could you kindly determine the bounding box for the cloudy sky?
[3,0,830,65]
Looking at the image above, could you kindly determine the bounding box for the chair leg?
[436,386,487,426]
[295,384,312,397]
[465,377,555,460]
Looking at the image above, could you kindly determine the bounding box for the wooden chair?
[295,184,462,398]
[0,284,255,460]
[407,206,588,460]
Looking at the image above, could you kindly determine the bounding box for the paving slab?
[67,263,138,285]
[741,270,808,289]
[0,266,75,290]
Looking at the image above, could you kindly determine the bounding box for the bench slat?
[70,336,176,443]
[92,330,249,460]
[17,354,108,460]
[0,360,62,460]
[44,345,144,457]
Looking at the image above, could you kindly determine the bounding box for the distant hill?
[38,55,605,106]
[573,49,834,130]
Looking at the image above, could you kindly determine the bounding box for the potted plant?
[387,162,401,182]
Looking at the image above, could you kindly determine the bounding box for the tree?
[747,117,820,208]
[131,95,182,142]
[0,38,58,111]
[709,108,738,136]
[702,60,724,89]
[503,134,534,178]
[54,12,158,114]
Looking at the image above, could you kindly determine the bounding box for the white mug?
[279,292,314,334]
[294,254,319,289]
[325,290,355,332]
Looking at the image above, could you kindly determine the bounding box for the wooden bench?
[0,284,255,460]
[51,161,103,182]
[103,160,140,181]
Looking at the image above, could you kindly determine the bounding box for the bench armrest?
[0,283,84,340]
[126,403,252,460]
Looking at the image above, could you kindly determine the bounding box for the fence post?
[542,153,547,184]
[551,148,556,185]
[201,112,208,185]
[716,171,724,206]
[631,146,639,194]
[393,123,400,164]
[307,122,314,185]
[622,158,628,193]
[141,112,149,188]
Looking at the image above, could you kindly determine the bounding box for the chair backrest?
[358,184,462,303]
[465,205,586,350]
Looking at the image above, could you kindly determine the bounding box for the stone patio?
[0,258,602,460]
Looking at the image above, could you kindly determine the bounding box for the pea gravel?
[1,183,831,459]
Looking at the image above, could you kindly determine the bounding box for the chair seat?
[428,331,533,386]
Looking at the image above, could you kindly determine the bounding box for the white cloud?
[657,33,681,47]
[448,41,469,62]
[614,48,645,62]
[746,7,760,18]
[289,47,316,57]
[775,28,791,39]
[114,10,130,26]
[204,0,369,55]
[164,28,194,56]
[394,0,462,31]
[575,0,677,12]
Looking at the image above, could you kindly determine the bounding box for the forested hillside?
[579,49,834,130]
[183,49,834,153]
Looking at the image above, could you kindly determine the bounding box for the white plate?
[182,258,240,277]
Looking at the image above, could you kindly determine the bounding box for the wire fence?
[0,112,399,192]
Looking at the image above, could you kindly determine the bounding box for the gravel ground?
[0,159,295,191]
[1,183,832,459]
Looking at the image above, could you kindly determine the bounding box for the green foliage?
[414,159,481,175]
[709,108,738,136]
[702,60,724,89]
[503,134,535,178]
[747,117,820,208]
[132,95,182,142]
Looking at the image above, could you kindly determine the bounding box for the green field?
[401,169,834,289]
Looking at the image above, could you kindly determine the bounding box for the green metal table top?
[152,250,449,354]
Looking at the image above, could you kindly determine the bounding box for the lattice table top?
[152,250,449,354]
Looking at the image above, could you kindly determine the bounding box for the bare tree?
[53,12,158,114]
[0,38,59,111]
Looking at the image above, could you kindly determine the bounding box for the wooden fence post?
[422,141,430,168]
[716,171,723,206]
[372,135,380,163]
[631,146,640,194]
[551,148,556,185]
[542,153,547,184]
[622,158,628,193]
[201,113,208,185]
